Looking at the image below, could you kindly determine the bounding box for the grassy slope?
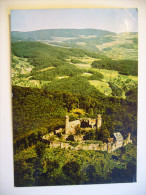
[96,33,138,60]
[41,32,138,60]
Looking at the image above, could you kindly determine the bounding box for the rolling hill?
[11,29,138,60]
[11,28,116,41]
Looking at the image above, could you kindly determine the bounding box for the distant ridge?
[11,28,138,59]
[11,28,116,42]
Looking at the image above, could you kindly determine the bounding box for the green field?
[96,33,138,60]
[89,80,112,96]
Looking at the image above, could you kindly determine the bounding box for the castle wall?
[88,119,96,128]
[50,115,132,152]
[49,135,132,152]
[67,120,81,134]
[50,141,61,148]
[74,135,84,142]
[60,142,73,149]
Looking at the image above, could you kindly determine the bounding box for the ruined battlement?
[49,133,132,153]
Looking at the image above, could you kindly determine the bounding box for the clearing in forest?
[89,80,112,96]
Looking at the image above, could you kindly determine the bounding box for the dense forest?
[11,38,137,186]
[14,144,136,186]
[13,84,137,186]
[13,85,137,141]
[92,59,138,76]
[11,41,107,67]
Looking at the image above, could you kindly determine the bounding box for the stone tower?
[97,114,102,129]
[65,115,69,134]
[128,133,131,141]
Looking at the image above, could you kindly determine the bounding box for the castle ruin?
[65,114,102,135]
[43,114,132,153]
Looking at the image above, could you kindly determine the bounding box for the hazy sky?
[11,9,138,33]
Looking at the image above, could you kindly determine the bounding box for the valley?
[12,46,137,98]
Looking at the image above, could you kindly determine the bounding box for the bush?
[35,141,46,158]
[66,135,74,141]
[62,161,80,177]
[75,124,81,135]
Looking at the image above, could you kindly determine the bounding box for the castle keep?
[65,114,102,135]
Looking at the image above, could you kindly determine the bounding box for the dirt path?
[37,66,55,72]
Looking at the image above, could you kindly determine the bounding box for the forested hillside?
[13,85,137,140]
[11,29,138,60]
[11,42,137,98]
[13,85,137,186]
[11,35,137,186]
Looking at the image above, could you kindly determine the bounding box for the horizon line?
[11,28,138,34]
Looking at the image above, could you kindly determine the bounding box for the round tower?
[128,133,131,141]
[65,115,69,134]
[97,114,102,129]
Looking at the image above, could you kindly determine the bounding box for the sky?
[11,8,138,33]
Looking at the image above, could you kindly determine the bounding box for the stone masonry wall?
[50,136,132,152]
